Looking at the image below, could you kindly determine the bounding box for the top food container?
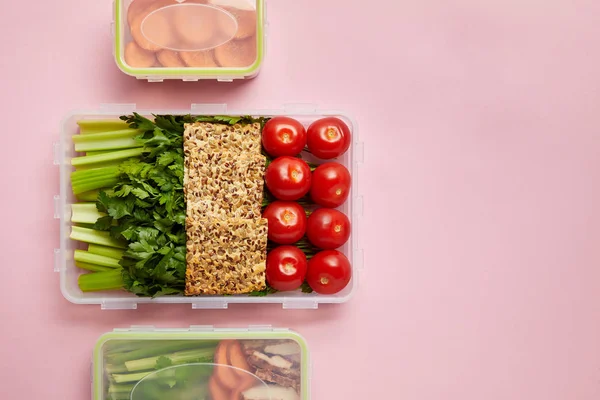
[113,0,265,81]
[54,103,364,310]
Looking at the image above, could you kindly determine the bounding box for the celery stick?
[77,120,129,134]
[88,244,124,260]
[71,148,145,167]
[70,226,126,248]
[74,250,121,268]
[72,128,141,143]
[108,341,216,364]
[108,383,135,394]
[78,270,124,292]
[106,364,130,375]
[86,150,112,156]
[71,166,120,182]
[75,138,143,152]
[125,348,217,372]
[76,189,101,202]
[74,160,124,171]
[75,261,113,272]
[112,371,154,384]
[71,203,106,224]
[72,177,120,195]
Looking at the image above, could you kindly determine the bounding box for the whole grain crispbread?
[185,217,268,295]
[184,150,265,220]
[183,122,262,156]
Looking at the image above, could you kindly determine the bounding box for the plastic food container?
[113,0,265,81]
[54,103,364,309]
[93,325,310,400]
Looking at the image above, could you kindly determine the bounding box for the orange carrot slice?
[227,340,252,377]
[180,50,218,67]
[214,36,256,68]
[156,50,185,67]
[214,341,240,390]
[209,375,230,400]
[124,41,157,67]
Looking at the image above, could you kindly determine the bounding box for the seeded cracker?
[183,121,268,295]
[185,217,268,295]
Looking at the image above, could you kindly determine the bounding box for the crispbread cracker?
[183,121,268,295]
[185,217,268,295]
[183,122,262,155]
[184,151,265,220]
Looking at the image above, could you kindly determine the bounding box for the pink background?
[1,0,600,398]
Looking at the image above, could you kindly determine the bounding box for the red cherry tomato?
[306,208,351,249]
[262,201,307,244]
[306,250,351,295]
[262,117,307,157]
[265,156,311,201]
[266,245,308,291]
[310,162,351,208]
[306,117,351,159]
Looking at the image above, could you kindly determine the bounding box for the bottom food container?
[93,326,310,400]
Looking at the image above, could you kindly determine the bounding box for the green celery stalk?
[72,128,141,143]
[125,348,217,372]
[74,250,121,268]
[75,138,143,152]
[71,203,106,224]
[77,120,130,134]
[112,371,158,384]
[75,261,113,272]
[71,148,145,167]
[108,383,135,394]
[70,226,126,248]
[107,341,217,364]
[78,270,124,292]
[105,364,130,375]
[88,244,124,260]
[71,166,120,182]
[76,189,101,202]
[86,150,113,156]
[72,177,120,195]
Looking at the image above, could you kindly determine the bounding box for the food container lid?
[114,0,265,81]
[93,326,309,399]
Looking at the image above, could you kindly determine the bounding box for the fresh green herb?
[301,282,314,293]
[249,285,279,297]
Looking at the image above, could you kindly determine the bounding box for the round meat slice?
[180,50,218,67]
[172,4,217,48]
[214,37,256,68]
[130,0,175,51]
[127,0,155,26]
[156,50,185,67]
[124,41,157,68]
[222,7,256,40]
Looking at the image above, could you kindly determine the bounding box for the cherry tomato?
[266,245,308,291]
[310,162,351,207]
[306,208,351,249]
[265,156,311,201]
[306,117,351,159]
[306,250,351,295]
[262,117,307,157]
[262,201,307,244]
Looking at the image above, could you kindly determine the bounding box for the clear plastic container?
[93,325,309,400]
[53,103,364,309]
[113,0,265,81]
